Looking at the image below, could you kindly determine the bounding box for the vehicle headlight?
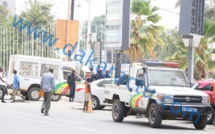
[157,93,173,104]
[202,96,210,104]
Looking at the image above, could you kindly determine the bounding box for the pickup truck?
[5,55,85,101]
[104,61,212,129]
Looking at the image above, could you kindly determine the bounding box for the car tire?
[207,108,215,124]
[91,96,100,110]
[51,95,61,102]
[148,103,162,128]
[193,115,207,130]
[112,99,125,122]
[28,87,40,101]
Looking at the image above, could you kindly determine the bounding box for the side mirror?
[136,80,144,87]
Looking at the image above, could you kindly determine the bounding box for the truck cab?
[104,61,212,129]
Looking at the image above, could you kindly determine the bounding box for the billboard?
[179,0,204,36]
[56,19,79,49]
[105,0,131,50]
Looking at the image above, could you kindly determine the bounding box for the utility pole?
[70,0,75,20]
[67,0,71,61]
[179,0,204,82]
[87,0,91,60]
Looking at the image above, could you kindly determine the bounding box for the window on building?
[3,2,8,7]
[19,62,38,77]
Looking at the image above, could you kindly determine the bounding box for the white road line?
[0,110,85,125]
[75,127,113,134]
[0,113,113,134]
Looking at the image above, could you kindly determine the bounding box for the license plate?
[182,107,198,112]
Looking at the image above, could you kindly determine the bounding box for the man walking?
[0,67,7,103]
[41,68,55,116]
[11,70,20,102]
[67,69,76,102]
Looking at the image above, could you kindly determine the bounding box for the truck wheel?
[28,87,40,101]
[148,103,162,128]
[21,92,29,100]
[207,108,215,124]
[112,99,125,122]
[98,106,105,110]
[92,96,100,110]
[51,95,61,101]
[193,115,207,130]
[0,88,3,99]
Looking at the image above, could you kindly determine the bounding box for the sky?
[15,0,180,29]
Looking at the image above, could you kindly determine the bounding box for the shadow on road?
[102,120,198,130]
[72,108,112,111]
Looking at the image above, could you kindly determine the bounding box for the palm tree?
[167,19,215,78]
[127,0,164,62]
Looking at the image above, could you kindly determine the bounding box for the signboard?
[93,42,101,65]
[105,0,131,50]
[56,19,79,49]
[179,0,204,36]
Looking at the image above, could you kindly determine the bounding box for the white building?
[0,0,16,15]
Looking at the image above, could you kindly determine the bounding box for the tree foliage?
[0,0,56,71]
[0,5,12,26]
[128,0,164,60]
[20,0,54,28]
[167,19,215,79]
[91,15,105,40]
[156,28,179,60]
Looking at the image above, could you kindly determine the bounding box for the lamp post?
[179,0,204,82]
[77,0,91,60]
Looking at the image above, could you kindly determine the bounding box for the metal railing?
[0,26,59,73]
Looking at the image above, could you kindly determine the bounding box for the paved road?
[0,96,214,134]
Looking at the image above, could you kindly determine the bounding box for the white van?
[7,55,85,101]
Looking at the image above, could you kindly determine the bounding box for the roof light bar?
[62,66,70,70]
[144,61,179,68]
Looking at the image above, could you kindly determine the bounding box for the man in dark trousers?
[67,69,76,102]
[0,67,7,103]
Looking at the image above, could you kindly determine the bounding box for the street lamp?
[77,0,91,61]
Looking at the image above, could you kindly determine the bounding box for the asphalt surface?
[0,96,214,134]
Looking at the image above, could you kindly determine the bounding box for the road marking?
[75,127,113,134]
[0,113,113,134]
[0,110,85,125]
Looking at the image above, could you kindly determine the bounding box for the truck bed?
[104,84,132,105]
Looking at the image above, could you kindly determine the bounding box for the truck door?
[136,69,145,93]
[19,62,39,90]
[133,69,148,109]
[58,71,71,95]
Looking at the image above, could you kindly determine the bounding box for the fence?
[0,26,59,73]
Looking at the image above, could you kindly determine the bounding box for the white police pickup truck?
[104,61,212,129]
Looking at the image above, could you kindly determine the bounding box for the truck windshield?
[148,70,189,87]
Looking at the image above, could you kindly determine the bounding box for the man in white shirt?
[0,67,7,103]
